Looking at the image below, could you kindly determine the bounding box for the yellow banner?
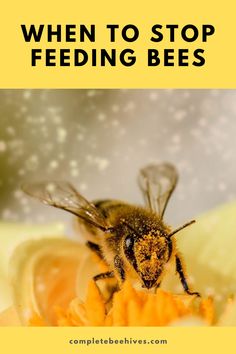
[0,327,235,354]
[0,0,235,88]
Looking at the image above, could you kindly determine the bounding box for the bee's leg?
[175,254,200,297]
[154,282,161,293]
[93,271,118,305]
[93,271,114,281]
[114,255,125,282]
[106,285,119,304]
[86,240,103,259]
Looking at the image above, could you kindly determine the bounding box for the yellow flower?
[54,281,215,326]
[0,201,236,326]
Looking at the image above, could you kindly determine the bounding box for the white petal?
[177,201,236,298]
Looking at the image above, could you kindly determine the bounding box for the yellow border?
[0,0,235,88]
[0,327,235,353]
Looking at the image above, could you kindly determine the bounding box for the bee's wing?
[138,163,178,218]
[22,181,109,231]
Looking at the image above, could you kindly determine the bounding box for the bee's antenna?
[168,220,196,238]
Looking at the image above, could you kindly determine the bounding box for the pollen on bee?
[134,233,168,280]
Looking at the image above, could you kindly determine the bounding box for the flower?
[0,201,236,326]
[54,281,215,326]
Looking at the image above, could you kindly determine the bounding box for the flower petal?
[75,251,115,303]
[218,298,236,326]
[0,221,64,312]
[9,238,87,325]
[173,201,236,298]
[0,306,21,326]
[170,316,208,326]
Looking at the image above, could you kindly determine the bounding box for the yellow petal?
[9,238,87,325]
[70,280,214,326]
[0,221,64,312]
[75,250,115,303]
[199,297,215,325]
[0,306,21,326]
[84,281,106,326]
[170,316,208,326]
[218,298,236,326]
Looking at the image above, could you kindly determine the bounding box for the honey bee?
[23,163,199,296]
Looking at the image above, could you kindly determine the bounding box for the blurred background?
[0,89,235,229]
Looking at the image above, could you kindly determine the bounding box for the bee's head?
[123,232,171,289]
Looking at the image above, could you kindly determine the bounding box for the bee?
[23,163,199,296]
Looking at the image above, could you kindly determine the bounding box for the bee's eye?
[124,236,134,251]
